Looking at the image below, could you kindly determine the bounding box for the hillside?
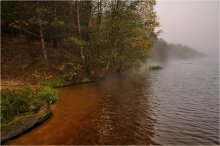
[150,39,205,62]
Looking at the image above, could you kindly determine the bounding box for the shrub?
[149,65,163,70]
[60,62,85,83]
[1,92,11,122]
[32,71,53,80]
[37,86,58,104]
[31,98,44,113]
[1,87,43,123]
[41,78,68,87]
[0,86,57,124]
[11,96,29,114]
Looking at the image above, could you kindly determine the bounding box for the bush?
[1,87,43,123]
[0,86,58,124]
[60,62,85,83]
[37,86,58,104]
[1,92,11,122]
[41,78,68,87]
[149,65,163,70]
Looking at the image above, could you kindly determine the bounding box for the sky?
[155,0,219,56]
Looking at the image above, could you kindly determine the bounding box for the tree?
[1,0,160,78]
[76,1,85,63]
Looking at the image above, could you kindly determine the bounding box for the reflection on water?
[150,58,219,145]
[92,71,157,145]
[11,57,219,145]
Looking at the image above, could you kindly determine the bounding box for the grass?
[1,85,57,124]
[37,86,58,104]
[149,65,163,70]
[1,87,42,123]
[40,78,68,87]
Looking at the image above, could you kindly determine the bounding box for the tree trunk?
[96,0,102,56]
[39,24,47,60]
[53,2,58,49]
[76,1,85,63]
[53,37,58,48]
[37,1,47,60]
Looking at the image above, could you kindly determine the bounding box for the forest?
[2,0,159,81]
[150,38,205,62]
[1,0,159,144]
[1,0,218,145]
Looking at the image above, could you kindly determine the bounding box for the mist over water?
[9,1,219,145]
[149,39,206,64]
[11,51,219,145]
[155,0,219,57]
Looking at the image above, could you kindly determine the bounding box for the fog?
[155,0,219,57]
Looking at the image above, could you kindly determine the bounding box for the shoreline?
[0,78,96,144]
[1,105,52,144]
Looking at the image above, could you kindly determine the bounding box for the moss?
[149,65,163,70]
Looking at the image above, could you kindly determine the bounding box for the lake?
[10,56,219,145]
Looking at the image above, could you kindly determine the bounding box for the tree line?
[1,0,159,77]
[151,39,204,62]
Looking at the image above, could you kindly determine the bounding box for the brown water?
[11,57,219,145]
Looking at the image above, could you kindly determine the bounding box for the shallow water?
[11,57,219,145]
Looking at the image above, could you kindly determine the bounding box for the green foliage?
[41,78,68,87]
[1,87,44,123]
[37,86,58,104]
[51,17,65,27]
[149,65,163,70]
[1,92,12,122]
[2,0,159,78]
[30,7,50,26]
[64,36,87,47]
[59,62,86,83]
[86,0,159,73]
[1,86,58,124]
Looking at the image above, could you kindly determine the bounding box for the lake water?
[11,57,219,145]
